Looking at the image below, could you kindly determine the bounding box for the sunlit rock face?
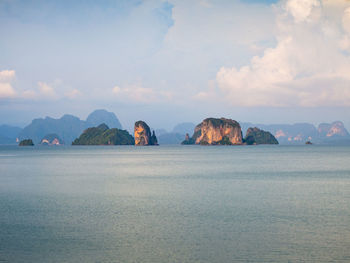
[190,118,243,145]
[134,121,158,146]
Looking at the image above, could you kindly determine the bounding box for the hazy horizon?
[1,0,350,131]
[2,107,349,136]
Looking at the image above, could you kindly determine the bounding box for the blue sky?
[1,0,350,131]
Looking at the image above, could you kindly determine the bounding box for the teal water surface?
[0,145,350,262]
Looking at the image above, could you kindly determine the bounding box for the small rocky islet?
[40,134,64,145]
[19,139,34,146]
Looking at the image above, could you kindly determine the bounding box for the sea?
[0,145,350,263]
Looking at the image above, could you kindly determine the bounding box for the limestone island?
[244,127,279,145]
[19,139,34,146]
[134,121,158,146]
[72,123,134,145]
[182,118,278,145]
[182,118,243,145]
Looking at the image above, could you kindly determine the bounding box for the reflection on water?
[0,145,350,262]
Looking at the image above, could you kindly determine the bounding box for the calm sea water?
[0,145,350,263]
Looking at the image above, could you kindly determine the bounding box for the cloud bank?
[1,0,350,129]
[0,70,80,101]
[0,70,16,98]
[112,84,173,103]
[216,0,350,107]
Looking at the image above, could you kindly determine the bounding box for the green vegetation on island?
[18,109,123,144]
[244,127,279,145]
[19,139,34,146]
[72,124,134,145]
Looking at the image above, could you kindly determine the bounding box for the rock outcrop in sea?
[183,118,243,145]
[19,139,34,146]
[40,134,63,145]
[134,121,158,146]
[244,127,279,145]
[181,133,195,145]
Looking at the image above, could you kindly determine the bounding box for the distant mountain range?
[240,121,350,145]
[0,110,349,145]
[16,109,122,144]
[156,122,196,145]
[0,125,22,144]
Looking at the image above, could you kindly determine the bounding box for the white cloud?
[64,89,81,99]
[343,7,350,34]
[143,0,276,99]
[112,86,121,94]
[112,84,173,103]
[0,83,16,98]
[0,70,16,98]
[19,80,60,100]
[0,71,75,100]
[38,81,58,98]
[0,70,15,82]
[112,85,156,103]
[216,0,350,107]
[285,0,320,23]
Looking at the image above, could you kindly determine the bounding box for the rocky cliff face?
[188,118,243,145]
[134,121,158,146]
[244,127,278,145]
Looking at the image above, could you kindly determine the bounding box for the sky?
[1,0,350,132]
